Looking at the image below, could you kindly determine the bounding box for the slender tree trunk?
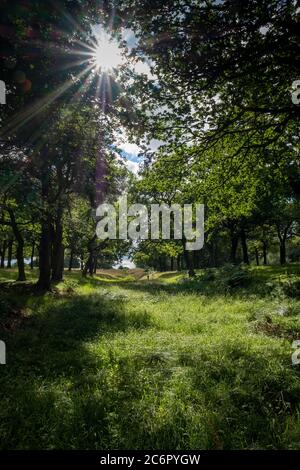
[6,208,25,281]
[262,241,268,265]
[16,238,26,281]
[37,215,52,289]
[230,235,239,264]
[277,226,288,266]
[93,257,97,274]
[0,240,6,268]
[280,240,287,265]
[255,248,259,266]
[240,227,249,264]
[7,239,13,268]
[170,257,174,271]
[177,255,181,271]
[51,208,64,282]
[37,160,52,290]
[51,228,64,282]
[30,241,35,270]
[193,250,200,269]
[69,249,74,271]
[184,248,195,277]
[83,235,97,277]
[89,258,94,276]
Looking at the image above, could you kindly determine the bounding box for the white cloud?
[149,139,164,151]
[125,159,140,175]
[134,59,154,79]
[119,142,141,156]
[122,28,138,50]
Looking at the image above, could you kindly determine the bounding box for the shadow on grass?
[0,290,155,449]
[111,265,300,300]
[2,321,300,449]
[1,267,300,449]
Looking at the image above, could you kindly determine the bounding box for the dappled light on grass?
[1,266,300,449]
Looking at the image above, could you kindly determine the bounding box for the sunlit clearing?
[92,32,123,72]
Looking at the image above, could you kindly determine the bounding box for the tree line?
[0,0,299,287]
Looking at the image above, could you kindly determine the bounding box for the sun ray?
[1,64,95,136]
[91,30,124,72]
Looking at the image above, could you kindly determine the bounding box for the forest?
[0,0,300,455]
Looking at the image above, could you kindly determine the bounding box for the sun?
[92,32,123,72]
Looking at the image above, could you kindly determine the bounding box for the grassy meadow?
[1,265,300,449]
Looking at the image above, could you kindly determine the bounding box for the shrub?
[220,264,251,289]
[282,279,300,298]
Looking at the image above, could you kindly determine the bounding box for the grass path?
[1,267,300,449]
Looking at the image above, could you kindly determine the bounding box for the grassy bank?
[1,265,300,449]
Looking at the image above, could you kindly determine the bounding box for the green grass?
[1,265,300,449]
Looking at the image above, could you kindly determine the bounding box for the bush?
[220,264,251,289]
[201,270,215,282]
[282,279,300,298]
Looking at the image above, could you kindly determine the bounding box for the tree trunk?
[240,227,249,264]
[184,249,195,277]
[7,239,13,268]
[255,248,259,266]
[177,255,181,271]
[93,257,97,274]
[37,215,52,290]
[83,235,97,277]
[51,208,64,282]
[230,235,239,264]
[280,240,286,265]
[16,238,26,281]
[170,257,174,271]
[0,240,7,268]
[89,257,94,276]
[68,249,74,271]
[6,208,25,281]
[277,226,288,266]
[262,241,268,265]
[30,241,35,270]
[37,160,52,290]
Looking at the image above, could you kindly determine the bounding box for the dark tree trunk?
[0,240,6,268]
[51,233,64,282]
[193,250,200,269]
[280,240,286,265]
[230,235,239,264]
[7,239,13,268]
[255,248,260,266]
[30,241,35,270]
[240,227,249,265]
[184,249,195,277]
[51,208,64,282]
[83,253,93,276]
[170,257,174,271]
[262,242,268,265]
[69,249,74,271]
[89,258,94,276]
[6,208,25,281]
[37,215,52,290]
[37,161,52,290]
[277,226,288,266]
[16,238,26,281]
[177,255,181,271]
[83,235,97,277]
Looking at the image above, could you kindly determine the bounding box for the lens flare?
[92,33,123,72]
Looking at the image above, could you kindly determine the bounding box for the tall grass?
[0,265,300,449]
